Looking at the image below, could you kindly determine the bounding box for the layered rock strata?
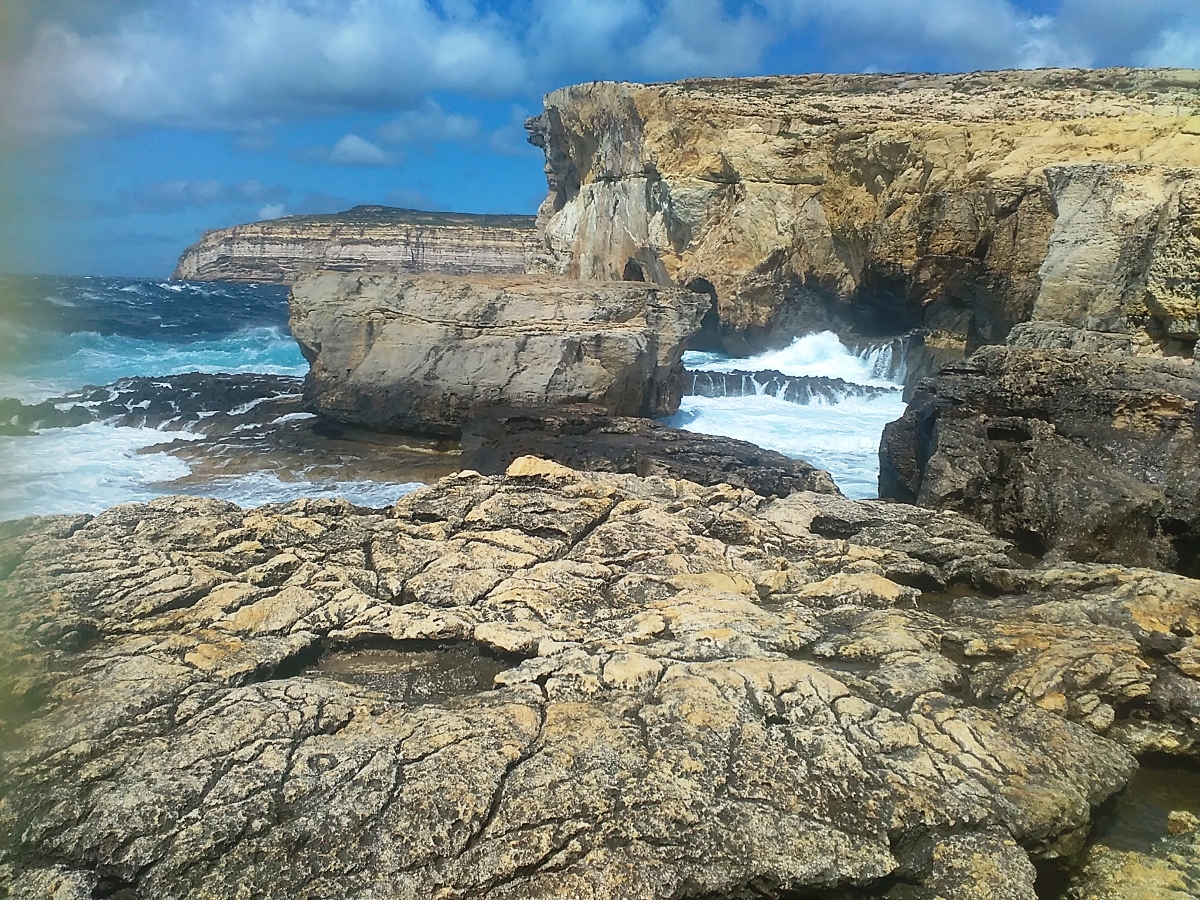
[289,272,710,435]
[173,206,539,284]
[879,340,1200,575]
[1,459,1198,898]
[528,69,1200,356]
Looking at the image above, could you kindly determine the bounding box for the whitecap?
[683,330,899,388]
[664,392,906,500]
[0,423,193,519]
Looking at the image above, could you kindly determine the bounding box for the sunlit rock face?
[173,206,540,284]
[527,69,1200,356]
[3,458,1198,898]
[288,272,711,435]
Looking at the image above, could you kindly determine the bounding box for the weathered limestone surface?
[878,343,1200,575]
[1069,828,1200,899]
[2,459,1198,898]
[173,206,540,284]
[528,69,1200,355]
[289,272,710,435]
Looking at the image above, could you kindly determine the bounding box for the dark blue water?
[0,276,421,518]
[0,276,306,401]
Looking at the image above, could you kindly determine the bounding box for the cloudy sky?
[2,0,1199,276]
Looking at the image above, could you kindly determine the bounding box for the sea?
[0,276,907,520]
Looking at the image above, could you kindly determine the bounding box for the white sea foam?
[0,422,425,520]
[671,332,909,499]
[0,423,194,519]
[683,330,899,387]
[665,393,905,500]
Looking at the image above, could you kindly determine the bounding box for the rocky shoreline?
[3,67,1200,898]
[1,457,1198,898]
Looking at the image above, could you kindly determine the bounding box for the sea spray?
[668,331,908,500]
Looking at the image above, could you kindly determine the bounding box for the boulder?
[289,272,710,435]
[879,344,1200,574]
[460,404,840,497]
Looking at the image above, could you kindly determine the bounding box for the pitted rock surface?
[528,70,1200,359]
[1,460,1198,898]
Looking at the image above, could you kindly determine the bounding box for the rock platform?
[2,459,1197,898]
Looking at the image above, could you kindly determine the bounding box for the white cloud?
[377,100,481,146]
[316,134,397,167]
[632,0,771,78]
[126,178,288,212]
[528,0,769,81]
[3,0,1199,141]
[1140,27,1200,67]
[0,0,527,135]
[761,0,1089,70]
[527,0,648,80]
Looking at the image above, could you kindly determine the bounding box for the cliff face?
[173,206,540,284]
[527,69,1200,356]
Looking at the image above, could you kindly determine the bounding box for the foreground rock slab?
[2,460,1199,898]
[879,343,1200,575]
[290,273,710,435]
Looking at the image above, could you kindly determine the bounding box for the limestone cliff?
[527,69,1200,356]
[173,205,539,284]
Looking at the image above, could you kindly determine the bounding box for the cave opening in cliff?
[684,278,724,352]
[622,259,647,282]
[853,269,923,337]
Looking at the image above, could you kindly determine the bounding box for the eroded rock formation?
[289,272,710,435]
[527,69,1200,356]
[879,336,1200,575]
[173,206,539,284]
[1,460,1199,898]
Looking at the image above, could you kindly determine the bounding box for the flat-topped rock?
[289,272,710,435]
[1,462,1198,897]
[528,69,1200,357]
[173,206,540,284]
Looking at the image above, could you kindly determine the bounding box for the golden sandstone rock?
[527,69,1200,354]
[1,465,1198,898]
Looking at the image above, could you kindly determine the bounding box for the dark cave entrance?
[622,258,647,282]
[684,277,724,352]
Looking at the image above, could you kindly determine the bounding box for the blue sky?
[1,0,1199,277]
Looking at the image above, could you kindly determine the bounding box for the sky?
[1,0,1199,277]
